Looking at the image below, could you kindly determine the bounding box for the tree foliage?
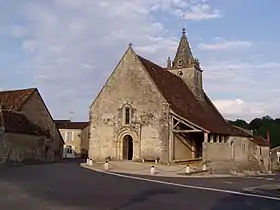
[228,116,280,148]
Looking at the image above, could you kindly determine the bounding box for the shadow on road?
[0,160,280,210]
[114,187,180,210]
[0,159,98,208]
[210,193,280,210]
[0,160,183,209]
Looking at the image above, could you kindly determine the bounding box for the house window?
[260,148,262,155]
[125,107,130,125]
[67,148,73,154]
[66,131,73,141]
[278,156,280,163]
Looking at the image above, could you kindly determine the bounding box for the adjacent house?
[55,120,89,158]
[270,146,280,171]
[88,28,270,173]
[0,88,64,164]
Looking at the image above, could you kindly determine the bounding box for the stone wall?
[89,48,169,162]
[203,142,230,162]
[81,126,89,157]
[0,132,50,165]
[203,136,270,172]
[21,90,63,160]
[271,147,280,171]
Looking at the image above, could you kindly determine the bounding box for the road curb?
[80,163,239,178]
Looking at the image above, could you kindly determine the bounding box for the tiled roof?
[251,135,269,147]
[0,108,50,137]
[137,55,250,136]
[0,88,36,110]
[55,120,89,130]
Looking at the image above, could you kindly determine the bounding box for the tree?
[228,116,280,148]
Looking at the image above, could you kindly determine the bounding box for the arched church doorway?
[123,135,133,160]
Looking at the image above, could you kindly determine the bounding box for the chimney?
[266,130,270,147]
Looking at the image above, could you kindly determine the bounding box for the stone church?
[88,29,270,171]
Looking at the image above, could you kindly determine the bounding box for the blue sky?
[0,0,279,122]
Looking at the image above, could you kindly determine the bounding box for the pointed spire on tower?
[172,28,194,69]
[167,56,171,69]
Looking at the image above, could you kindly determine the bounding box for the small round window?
[178,58,183,67]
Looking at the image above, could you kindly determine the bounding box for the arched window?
[125,107,130,125]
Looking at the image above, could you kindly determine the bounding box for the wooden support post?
[168,116,174,163]
[192,145,195,159]
[216,135,220,143]
[204,133,208,143]
[210,134,214,143]
[173,121,180,128]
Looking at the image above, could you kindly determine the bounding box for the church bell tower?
[167,28,204,100]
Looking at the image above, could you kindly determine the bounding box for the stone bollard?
[150,166,156,175]
[86,158,89,164]
[89,159,93,166]
[185,165,190,174]
[202,163,207,171]
[104,161,109,170]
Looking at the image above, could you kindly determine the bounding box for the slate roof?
[0,108,50,137]
[137,55,250,137]
[0,88,35,110]
[55,120,89,130]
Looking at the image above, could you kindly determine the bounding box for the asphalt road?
[0,160,279,210]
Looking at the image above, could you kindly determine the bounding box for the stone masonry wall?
[0,132,50,165]
[168,67,204,100]
[89,49,169,162]
[20,90,63,160]
[81,126,89,157]
[203,136,270,173]
[203,142,230,162]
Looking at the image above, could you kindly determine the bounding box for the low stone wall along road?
[0,160,280,210]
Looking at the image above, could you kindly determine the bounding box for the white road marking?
[92,168,280,201]
[224,181,233,184]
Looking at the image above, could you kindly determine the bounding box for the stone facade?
[0,88,64,165]
[203,136,270,172]
[88,29,270,173]
[20,90,63,160]
[270,146,280,171]
[59,127,89,158]
[0,132,51,165]
[89,48,170,162]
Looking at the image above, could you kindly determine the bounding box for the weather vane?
[182,14,187,32]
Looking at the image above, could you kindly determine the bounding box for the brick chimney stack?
[266,130,270,148]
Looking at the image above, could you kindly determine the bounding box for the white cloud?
[8,0,220,120]
[181,4,223,20]
[2,0,278,122]
[213,99,266,121]
[203,60,280,120]
[198,39,253,51]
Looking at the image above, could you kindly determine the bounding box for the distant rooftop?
[55,120,89,130]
